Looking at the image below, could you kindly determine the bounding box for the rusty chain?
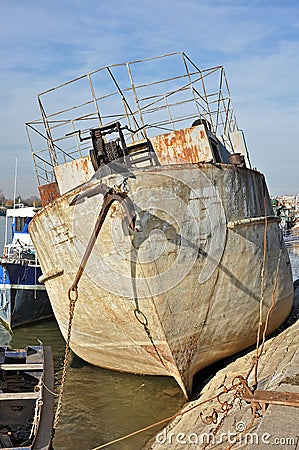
[52,185,136,434]
[53,285,78,432]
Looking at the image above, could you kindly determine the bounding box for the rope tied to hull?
[90,375,253,450]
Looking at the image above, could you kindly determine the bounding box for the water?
[1,216,299,450]
[10,320,183,450]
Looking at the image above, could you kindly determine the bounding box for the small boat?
[0,345,54,449]
[25,52,293,397]
[0,205,53,328]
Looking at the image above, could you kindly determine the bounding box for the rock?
[145,285,299,449]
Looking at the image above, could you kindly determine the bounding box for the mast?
[13,157,17,209]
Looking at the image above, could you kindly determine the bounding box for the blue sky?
[0,0,298,197]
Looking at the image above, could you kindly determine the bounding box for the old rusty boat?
[25,52,293,397]
[0,345,54,449]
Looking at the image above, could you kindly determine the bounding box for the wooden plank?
[243,390,299,408]
[0,391,40,400]
[0,363,43,371]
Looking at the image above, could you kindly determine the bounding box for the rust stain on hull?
[38,182,60,207]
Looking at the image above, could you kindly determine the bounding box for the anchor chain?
[52,184,136,433]
[53,286,78,431]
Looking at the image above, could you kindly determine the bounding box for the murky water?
[10,320,183,450]
[1,216,299,449]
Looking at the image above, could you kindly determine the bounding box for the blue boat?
[0,206,53,328]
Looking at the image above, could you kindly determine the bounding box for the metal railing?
[25,51,239,187]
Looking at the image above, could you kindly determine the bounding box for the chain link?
[53,286,78,431]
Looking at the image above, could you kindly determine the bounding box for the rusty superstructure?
[26,52,249,204]
[25,52,293,397]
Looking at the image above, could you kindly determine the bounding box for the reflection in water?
[11,320,184,450]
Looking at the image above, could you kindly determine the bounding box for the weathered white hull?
[29,163,293,396]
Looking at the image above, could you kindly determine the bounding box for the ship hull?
[0,263,53,328]
[29,163,293,396]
